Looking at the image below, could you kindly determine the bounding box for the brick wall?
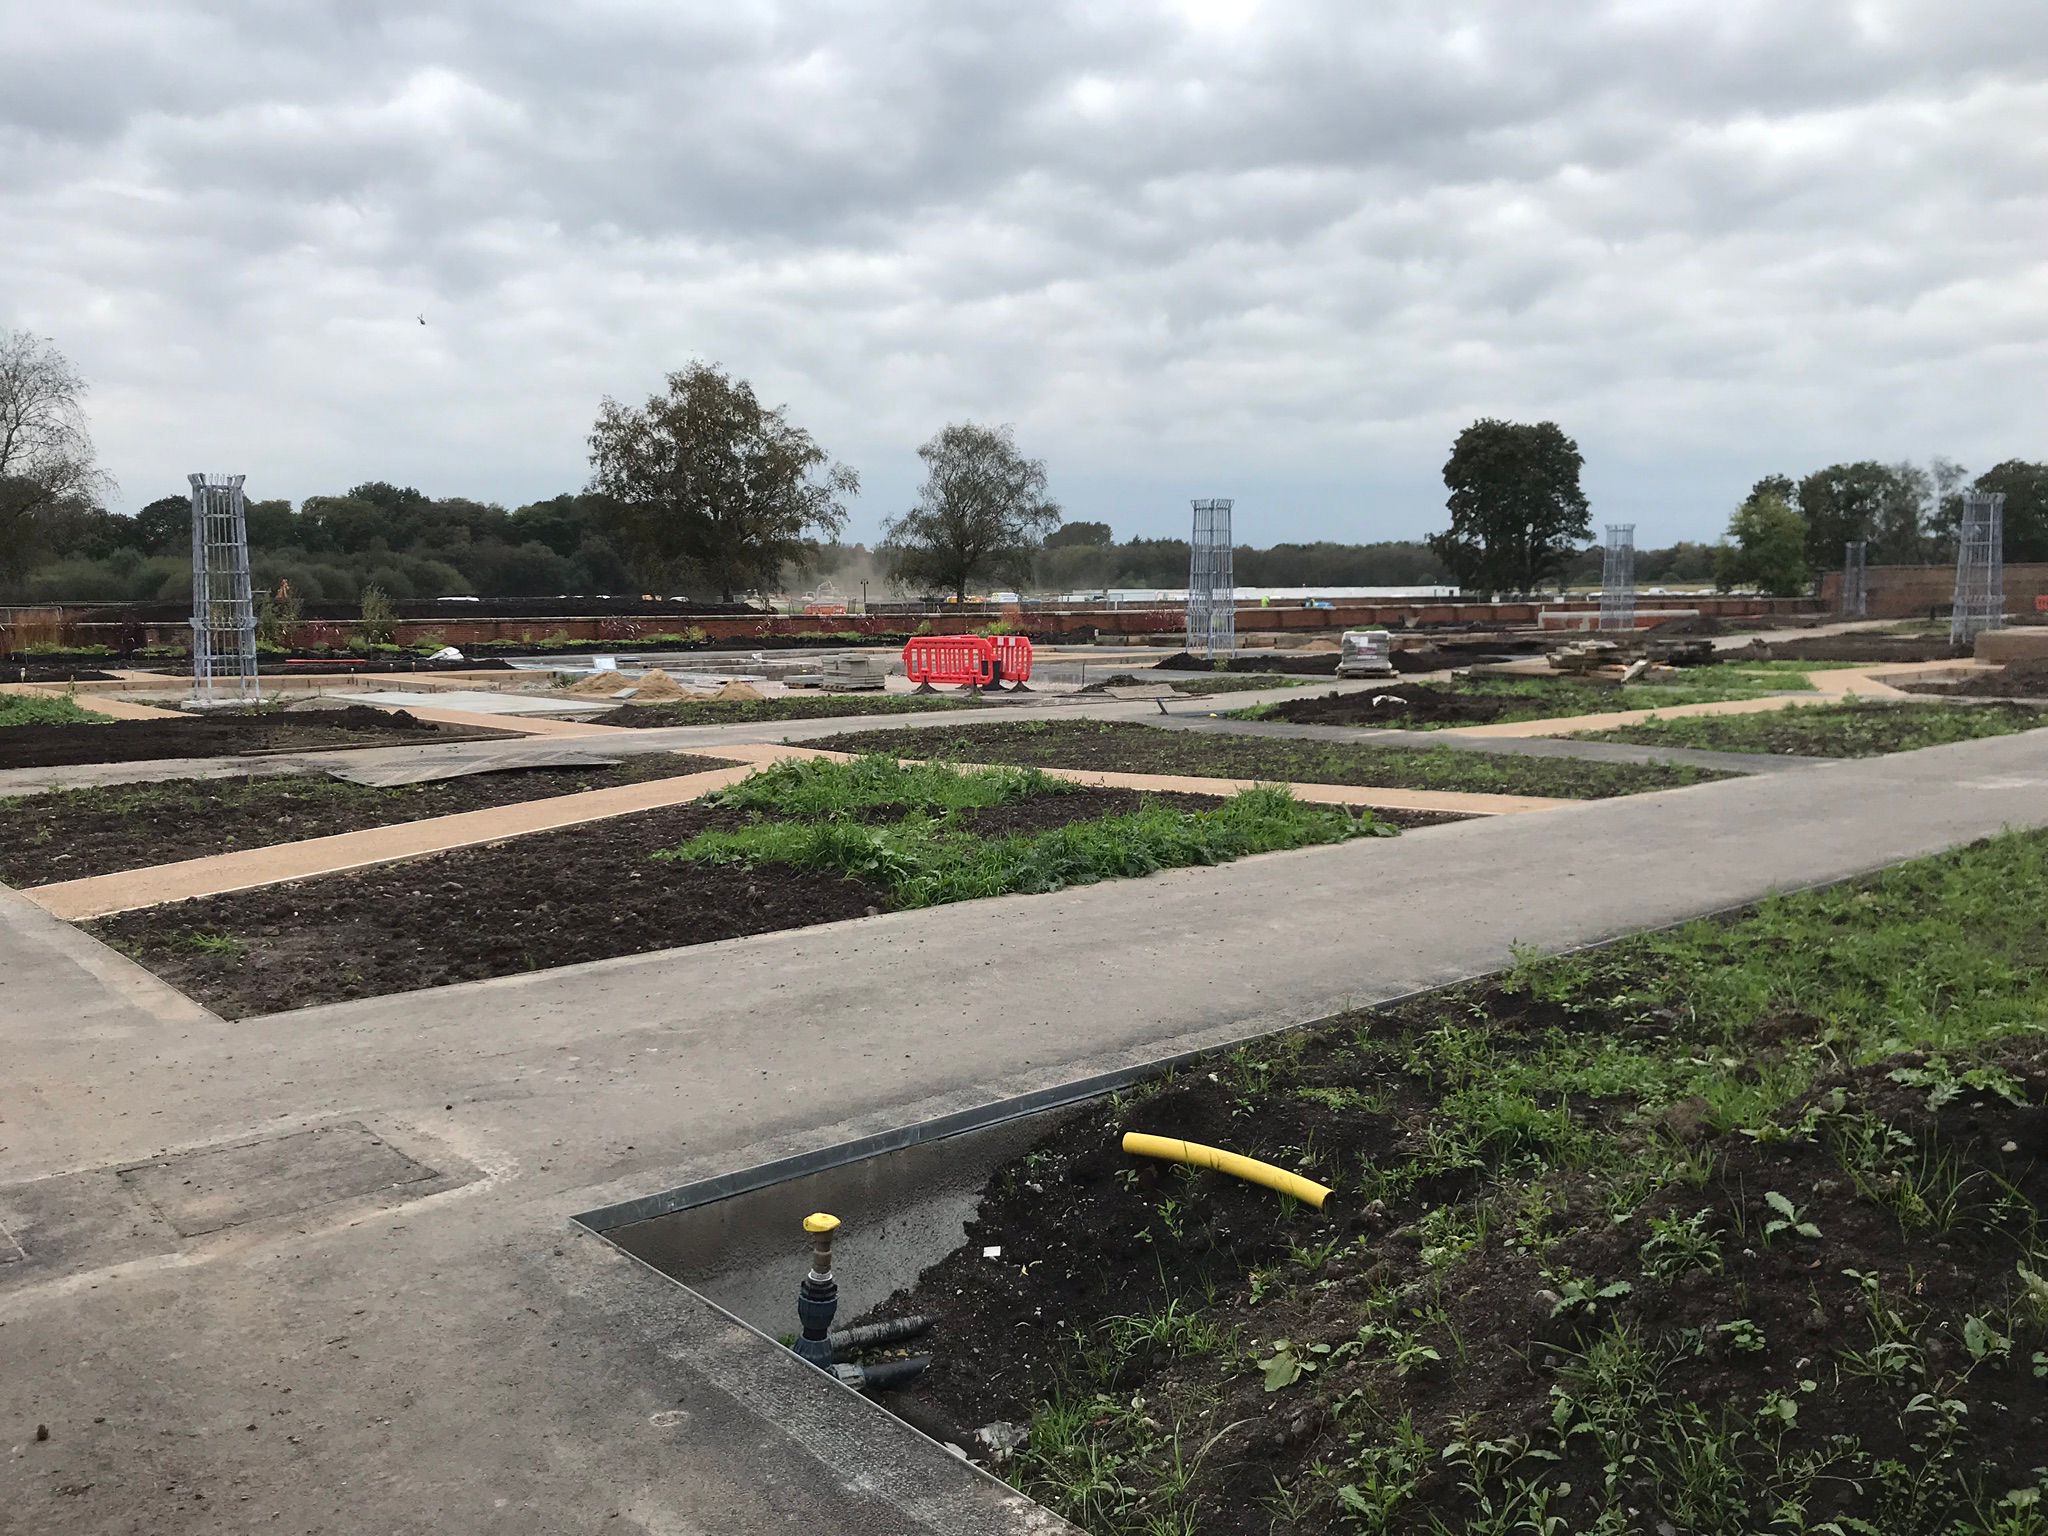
[1818,563,2048,620]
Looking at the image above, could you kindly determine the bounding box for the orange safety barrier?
[902,635,997,690]
[985,633,1034,685]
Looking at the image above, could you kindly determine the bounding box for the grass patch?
[870,831,2048,1534]
[1575,700,2048,758]
[0,694,113,728]
[659,757,1387,906]
[593,693,986,727]
[807,720,1730,799]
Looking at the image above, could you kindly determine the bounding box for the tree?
[1715,492,1808,595]
[881,423,1061,601]
[1795,462,1895,569]
[1973,461,2048,562]
[1427,418,1590,596]
[1923,456,1971,558]
[0,331,114,592]
[1044,520,1112,548]
[586,363,856,600]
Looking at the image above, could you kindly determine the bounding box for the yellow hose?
[1120,1132,1332,1210]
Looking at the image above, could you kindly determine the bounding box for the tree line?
[4,332,2038,607]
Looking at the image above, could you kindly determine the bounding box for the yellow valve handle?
[803,1212,841,1235]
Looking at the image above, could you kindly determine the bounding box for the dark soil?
[0,706,511,770]
[1900,657,2048,698]
[1259,684,1509,726]
[1079,674,1302,697]
[810,719,1726,799]
[860,989,2048,1535]
[88,800,886,1018]
[0,753,734,886]
[1152,651,1339,676]
[589,694,987,728]
[89,782,1307,1016]
[1,665,119,683]
[1742,634,1966,663]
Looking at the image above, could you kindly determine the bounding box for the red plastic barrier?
[985,634,1034,684]
[902,635,996,688]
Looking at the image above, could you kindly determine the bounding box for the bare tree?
[0,331,115,591]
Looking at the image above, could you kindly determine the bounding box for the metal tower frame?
[1186,498,1235,658]
[1842,541,1867,618]
[1599,523,1636,632]
[188,472,260,706]
[1950,490,2005,649]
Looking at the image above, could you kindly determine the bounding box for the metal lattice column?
[1186,498,1235,658]
[1598,524,1636,632]
[1842,541,1867,618]
[1950,491,2005,649]
[188,472,260,707]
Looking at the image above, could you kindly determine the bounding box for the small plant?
[1762,1190,1822,1242]
[356,583,397,644]
[1550,1274,1634,1319]
[1640,1210,1723,1281]
[1718,1318,1766,1354]
[1257,1338,1327,1391]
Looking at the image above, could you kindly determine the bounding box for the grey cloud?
[2,0,2043,542]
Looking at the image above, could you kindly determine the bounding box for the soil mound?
[1261,685,1507,726]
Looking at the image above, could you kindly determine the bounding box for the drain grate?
[117,1123,437,1238]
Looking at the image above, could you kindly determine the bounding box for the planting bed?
[855,831,2048,1535]
[1576,700,2048,759]
[94,757,1413,1017]
[1082,674,1307,696]
[0,705,511,769]
[1238,668,1814,731]
[807,720,1732,799]
[1747,634,1965,664]
[0,753,735,886]
[0,694,112,729]
[590,693,989,727]
[1901,659,2048,700]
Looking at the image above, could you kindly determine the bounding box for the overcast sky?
[5,0,2044,547]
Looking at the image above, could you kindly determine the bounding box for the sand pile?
[625,668,691,701]
[562,671,633,696]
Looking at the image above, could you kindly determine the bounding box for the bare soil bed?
[1152,651,1338,676]
[1578,700,2048,759]
[88,782,1245,1017]
[1743,634,1965,663]
[1259,684,1507,726]
[853,832,2048,1534]
[1081,673,1305,696]
[0,706,510,769]
[0,753,734,886]
[589,693,987,727]
[1900,658,2048,699]
[808,720,1730,799]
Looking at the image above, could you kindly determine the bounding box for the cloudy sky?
[5,0,2044,547]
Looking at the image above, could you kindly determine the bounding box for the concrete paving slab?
[6,730,2048,1532]
[332,688,616,716]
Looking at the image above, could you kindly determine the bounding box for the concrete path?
[7,730,2048,1534]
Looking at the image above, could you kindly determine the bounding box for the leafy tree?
[1972,461,2048,563]
[587,362,856,600]
[0,331,114,592]
[1795,462,1895,569]
[1427,418,1591,596]
[1715,493,1808,595]
[133,494,191,554]
[1044,520,1112,548]
[881,423,1061,601]
[1872,461,1934,563]
[1749,473,1797,509]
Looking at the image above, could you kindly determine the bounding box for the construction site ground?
[5,630,2046,1533]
